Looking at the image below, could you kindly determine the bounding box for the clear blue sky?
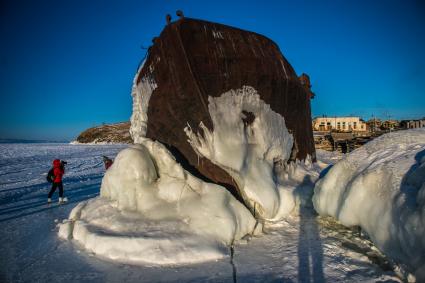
[1,0,424,140]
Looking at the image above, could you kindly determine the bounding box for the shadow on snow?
[0,182,101,223]
[296,176,325,283]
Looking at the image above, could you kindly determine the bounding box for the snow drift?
[59,139,260,265]
[313,129,425,281]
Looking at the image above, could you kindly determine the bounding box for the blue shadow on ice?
[296,176,325,283]
[0,175,103,205]
[318,164,333,179]
[0,182,101,223]
[386,149,425,276]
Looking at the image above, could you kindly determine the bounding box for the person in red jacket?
[47,159,66,203]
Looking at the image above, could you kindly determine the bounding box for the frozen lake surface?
[0,143,401,282]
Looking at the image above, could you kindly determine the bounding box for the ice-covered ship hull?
[132,18,315,198]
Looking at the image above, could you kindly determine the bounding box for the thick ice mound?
[185,86,299,220]
[313,129,425,280]
[59,140,259,265]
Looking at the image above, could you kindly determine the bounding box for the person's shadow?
[295,176,325,283]
[388,148,425,279]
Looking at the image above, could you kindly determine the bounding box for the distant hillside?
[73,122,132,144]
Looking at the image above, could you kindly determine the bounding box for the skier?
[47,159,67,204]
[103,156,113,170]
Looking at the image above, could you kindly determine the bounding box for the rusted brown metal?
[298,73,315,99]
[137,18,315,198]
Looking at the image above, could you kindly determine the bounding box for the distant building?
[366,118,382,132]
[400,119,425,129]
[381,120,399,130]
[312,116,367,132]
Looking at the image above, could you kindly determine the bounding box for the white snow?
[59,140,259,265]
[0,143,402,282]
[313,129,425,281]
[184,86,307,220]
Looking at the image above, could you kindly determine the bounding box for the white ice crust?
[313,129,425,281]
[184,86,297,220]
[59,140,259,265]
[129,61,157,143]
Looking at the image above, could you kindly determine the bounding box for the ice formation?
[60,85,320,265]
[59,139,259,265]
[129,62,157,143]
[185,86,301,220]
[313,129,425,281]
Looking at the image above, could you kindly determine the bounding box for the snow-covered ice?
[313,129,425,281]
[185,86,296,220]
[60,141,259,264]
[1,143,404,282]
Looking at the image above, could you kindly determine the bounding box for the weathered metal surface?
[137,18,315,197]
